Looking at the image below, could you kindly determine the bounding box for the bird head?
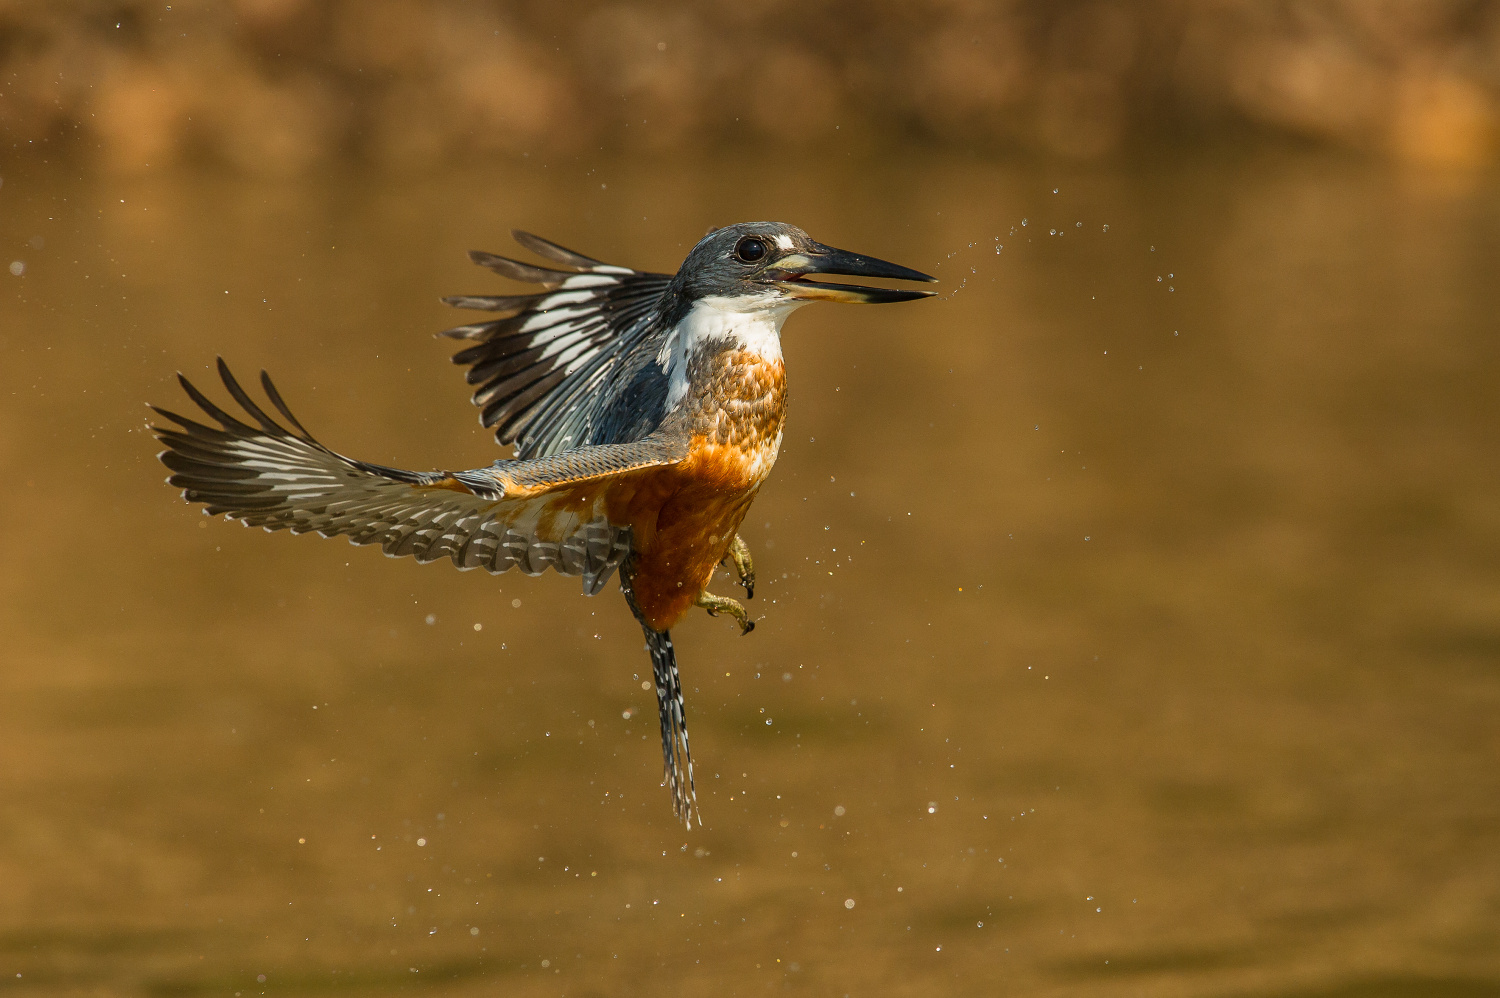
[671,222,936,309]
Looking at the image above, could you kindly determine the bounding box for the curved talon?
[695,589,752,634]
[726,534,756,601]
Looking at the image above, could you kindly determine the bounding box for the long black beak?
[770,242,937,304]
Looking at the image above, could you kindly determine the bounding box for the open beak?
[768,242,937,303]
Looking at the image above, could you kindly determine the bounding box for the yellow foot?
[695,590,755,635]
[721,533,756,599]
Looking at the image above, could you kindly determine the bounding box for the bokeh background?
[4,0,1500,172]
[3,3,1500,998]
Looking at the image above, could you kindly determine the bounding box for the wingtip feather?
[511,230,607,270]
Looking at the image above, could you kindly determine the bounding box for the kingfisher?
[151,222,934,826]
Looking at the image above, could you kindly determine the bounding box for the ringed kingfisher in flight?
[151,223,935,826]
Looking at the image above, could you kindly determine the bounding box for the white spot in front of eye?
[775,234,793,250]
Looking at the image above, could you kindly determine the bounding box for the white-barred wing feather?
[152,359,685,595]
[440,230,674,459]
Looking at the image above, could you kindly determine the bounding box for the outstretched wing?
[440,230,675,460]
[152,359,686,595]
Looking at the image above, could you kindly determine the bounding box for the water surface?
[2,150,1498,996]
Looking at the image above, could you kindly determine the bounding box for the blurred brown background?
[4,4,1500,997]
[4,0,1500,173]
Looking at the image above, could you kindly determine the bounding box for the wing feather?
[153,361,685,594]
[440,229,676,459]
[509,230,613,270]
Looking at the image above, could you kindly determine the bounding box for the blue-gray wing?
[440,230,675,460]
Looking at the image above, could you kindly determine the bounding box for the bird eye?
[735,237,767,263]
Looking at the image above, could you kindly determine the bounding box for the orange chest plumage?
[603,351,786,629]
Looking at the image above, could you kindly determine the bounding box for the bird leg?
[695,590,755,635]
[721,532,755,599]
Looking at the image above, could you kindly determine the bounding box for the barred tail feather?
[622,565,697,826]
[645,626,696,827]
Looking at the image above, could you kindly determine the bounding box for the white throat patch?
[661,294,803,409]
